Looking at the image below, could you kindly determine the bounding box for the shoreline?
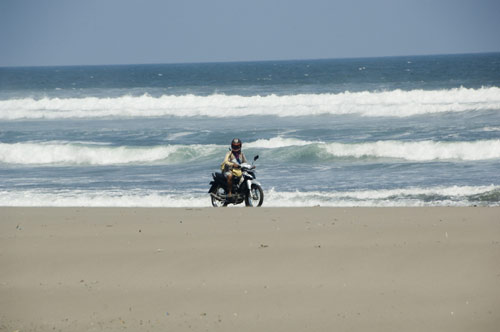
[1,207,499,331]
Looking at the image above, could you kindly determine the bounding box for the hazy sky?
[1,0,499,66]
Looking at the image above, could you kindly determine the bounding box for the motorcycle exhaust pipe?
[210,193,224,202]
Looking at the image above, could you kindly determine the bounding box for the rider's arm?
[223,152,235,169]
[234,152,243,168]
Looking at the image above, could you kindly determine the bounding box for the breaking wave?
[1,138,499,166]
[321,139,500,161]
[252,137,500,162]
[0,142,221,166]
[1,87,499,119]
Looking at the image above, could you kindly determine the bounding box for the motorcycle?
[208,155,264,207]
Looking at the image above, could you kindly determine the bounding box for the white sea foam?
[322,139,500,161]
[246,136,318,148]
[1,87,499,119]
[166,131,194,140]
[0,189,207,207]
[0,185,497,207]
[248,137,500,161]
[264,185,500,207]
[482,126,500,132]
[0,142,220,165]
[1,139,499,165]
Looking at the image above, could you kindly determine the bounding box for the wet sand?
[1,207,499,331]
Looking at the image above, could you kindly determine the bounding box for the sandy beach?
[1,207,499,331]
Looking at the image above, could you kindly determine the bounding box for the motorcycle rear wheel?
[245,184,264,207]
[211,185,229,207]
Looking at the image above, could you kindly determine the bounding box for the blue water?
[1,53,499,206]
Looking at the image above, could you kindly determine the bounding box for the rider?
[221,138,248,198]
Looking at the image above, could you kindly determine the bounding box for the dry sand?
[1,207,499,331]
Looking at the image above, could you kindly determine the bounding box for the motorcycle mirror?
[254,155,259,161]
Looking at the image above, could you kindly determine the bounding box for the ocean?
[1,53,499,207]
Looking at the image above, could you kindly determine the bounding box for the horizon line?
[1,51,499,69]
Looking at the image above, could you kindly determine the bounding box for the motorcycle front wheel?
[245,184,264,207]
[211,185,228,207]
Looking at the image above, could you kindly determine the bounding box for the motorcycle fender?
[249,180,261,187]
[208,182,217,193]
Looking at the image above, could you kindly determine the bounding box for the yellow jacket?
[221,151,247,177]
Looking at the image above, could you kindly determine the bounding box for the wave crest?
[0,142,221,166]
[322,139,500,161]
[1,138,499,166]
[247,137,500,162]
[1,87,499,119]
